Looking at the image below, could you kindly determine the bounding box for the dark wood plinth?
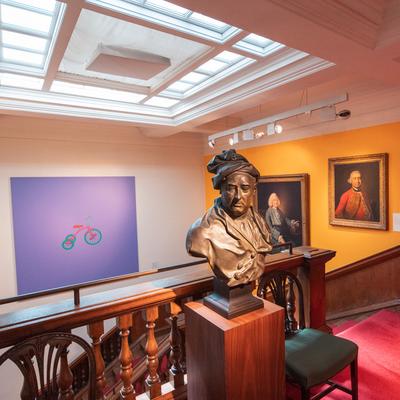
[185,299,285,400]
[203,278,264,319]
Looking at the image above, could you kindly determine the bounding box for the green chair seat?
[285,328,358,389]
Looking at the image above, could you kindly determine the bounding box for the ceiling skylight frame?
[87,0,242,43]
[50,80,148,104]
[0,0,66,75]
[144,95,180,108]
[233,35,285,57]
[161,56,256,99]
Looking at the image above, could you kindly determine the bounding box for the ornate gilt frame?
[328,153,388,230]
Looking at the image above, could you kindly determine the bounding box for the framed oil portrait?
[255,174,310,247]
[328,153,388,230]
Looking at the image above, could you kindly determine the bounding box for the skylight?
[234,33,285,57]
[11,0,56,12]
[0,0,65,72]
[214,50,243,64]
[189,12,229,31]
[161,51,255,98]
[180,71,208,84]
[3,48,44,65]
[2,30,48,52]
[87,0,241,43]
[144,96,180,107]
[196,59,227,75]
[166,81,193,92]
[145,0,190,16]
[0,73,44,90]
[1,4,53,34]
[51,81,147,103]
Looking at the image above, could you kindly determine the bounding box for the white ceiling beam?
[145,31,251,99]
[42,0,85,90]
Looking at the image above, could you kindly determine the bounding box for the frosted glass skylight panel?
[196,59,227,75]
[180,71,208,84]
[51,81,147,103]
[87,0,240,43]
[234,33,284,57]
[1,5,53,34]
[12,0,56,12]
[189,12,229,31]
[3,47,44,65]
[166,81,193,92]
[244,33,273,48]
[215,51,243,64]
[2,30,48,52]
[145,96,179,107]
[0,73,43,89]
[145,0,190,16]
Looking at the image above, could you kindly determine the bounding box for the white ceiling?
[1,0,400,147]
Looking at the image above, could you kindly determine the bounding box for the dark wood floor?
[328,305,400,329]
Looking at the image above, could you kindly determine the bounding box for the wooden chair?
[0,331,97,400]
[258,270,358,400]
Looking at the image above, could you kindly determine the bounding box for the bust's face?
[221,172,256,218]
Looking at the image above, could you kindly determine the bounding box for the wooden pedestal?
[185,299,285,400]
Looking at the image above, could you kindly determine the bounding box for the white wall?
[0,115,206,299]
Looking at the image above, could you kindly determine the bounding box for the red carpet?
[286,310,400,400]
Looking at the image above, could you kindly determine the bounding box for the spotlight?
[267,122,283,135]
[274,123,283,134]
[208,139,215,148]
[255,131,265,139]
[242,129,254,141]
[229,132,239,146]
[267,123,275,136]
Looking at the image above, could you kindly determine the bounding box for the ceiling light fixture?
[242,129,254,140]
[228,132,239,146]
[274,123,283,134]
[207,93,348,146]
[254,131,265,139]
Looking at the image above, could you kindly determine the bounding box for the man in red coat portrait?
[335,170,373,220]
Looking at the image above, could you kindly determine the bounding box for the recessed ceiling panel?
[59,9,210,86]
[87,45,171,79]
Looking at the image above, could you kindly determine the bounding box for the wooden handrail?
[0,253,304,349]
[0,260,207,306]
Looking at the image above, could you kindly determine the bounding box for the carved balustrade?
[0,247,334,400]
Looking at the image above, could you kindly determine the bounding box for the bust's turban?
[207,149,260,190]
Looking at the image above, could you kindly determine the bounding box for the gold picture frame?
[255,174,310,246]
[328,153,388,230]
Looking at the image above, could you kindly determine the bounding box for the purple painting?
[11,177,139,295]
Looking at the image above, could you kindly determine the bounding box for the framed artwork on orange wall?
[255,174,310,247]
[328,153,388,230]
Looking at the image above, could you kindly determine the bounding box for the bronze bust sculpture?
[186,150,272,317]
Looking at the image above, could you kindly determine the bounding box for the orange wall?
[204,122,400,271]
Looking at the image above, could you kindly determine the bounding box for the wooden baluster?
[168,302,184,388]
[117,313,136,400]
[286,276,297,333]
[88,321,106,399]
[143,306,161,398]
[58,347,74,400]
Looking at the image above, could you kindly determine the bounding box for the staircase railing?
[0,247,334,399]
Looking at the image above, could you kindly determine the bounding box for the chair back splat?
[258,270,358,400]
[0,332,96,400]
